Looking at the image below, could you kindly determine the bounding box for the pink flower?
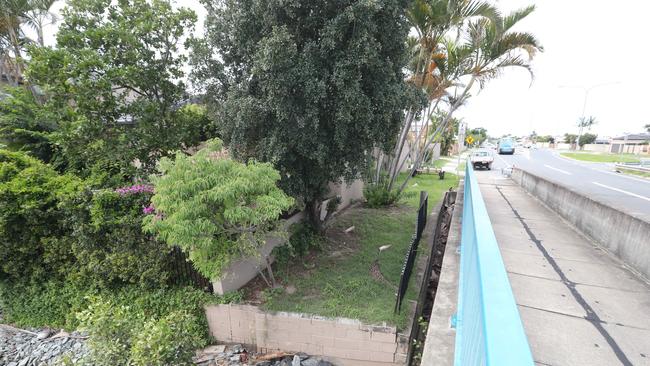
[116,184,154,195]
[143,204,155,215]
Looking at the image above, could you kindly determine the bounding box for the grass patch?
[561,152,641,163]
[618,167,650,179]
[259,173,459,329]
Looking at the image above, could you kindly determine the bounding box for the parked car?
[470,149,494,170]
[498,137,515,155]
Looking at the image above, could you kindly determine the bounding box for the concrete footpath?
[477,171,650,366]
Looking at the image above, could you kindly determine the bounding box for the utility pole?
[559,82,621,150]
[457,121,466,175]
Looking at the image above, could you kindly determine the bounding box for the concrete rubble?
[0,325,88,366]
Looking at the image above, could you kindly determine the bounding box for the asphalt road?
[482,148,650,222]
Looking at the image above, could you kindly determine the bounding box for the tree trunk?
[397,75,476,194]
[306,199,323,233]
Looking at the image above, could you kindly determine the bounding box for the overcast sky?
[40,0,648,139]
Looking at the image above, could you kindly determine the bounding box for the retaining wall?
[213,179,364,294]
[512,168,650,280]
[205,304,408,366]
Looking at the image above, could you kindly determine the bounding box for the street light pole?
[559,81,621,150]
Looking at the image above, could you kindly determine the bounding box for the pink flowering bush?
[69,183,170,288]
[115,184,154,195]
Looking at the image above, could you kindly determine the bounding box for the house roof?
[612,133,650,141]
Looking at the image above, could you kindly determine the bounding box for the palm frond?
[492,31,543,60]
[503,5,535,33]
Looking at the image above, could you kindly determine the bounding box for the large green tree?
[25,0,208,181]
[191,0,415,226]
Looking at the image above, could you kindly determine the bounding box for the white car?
[470,149,494,170]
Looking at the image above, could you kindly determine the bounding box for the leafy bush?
[0,87,58,164]
[130,311,205,366]
[77,298,143,366]
[0,278,239,330]
[272,223,323,265]
[363,184,401,208]
[144,139,294,281]
[67,185,172,289]
[578,133,597,147]
[76,286,236,366]
[0,280,91,329]
[0,149,81,282]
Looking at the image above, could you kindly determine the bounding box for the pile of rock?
[0,326,88,366]
[194,344,336,366]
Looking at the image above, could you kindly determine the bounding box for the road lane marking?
[549,149,650,184]
[592,182,650,202]
[544,164,572,175]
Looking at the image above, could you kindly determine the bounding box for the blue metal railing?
[454,163,534,365]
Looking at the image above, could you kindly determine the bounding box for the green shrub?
[76,287,235,366]
[77,297,143,366]
[0,280,91,329]
[273,223,323,265]
[0,278,239,330]
[363,184,401,208]
[0,150,81,282]
[144,138,294,281]
[67,186,172,289]
[130,311,205,366]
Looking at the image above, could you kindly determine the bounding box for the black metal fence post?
[394,191,428,314]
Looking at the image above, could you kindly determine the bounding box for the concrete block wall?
[512,168,650,280]
[205,304,408,366]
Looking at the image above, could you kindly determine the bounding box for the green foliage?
[130,311,205,366]
[363,184,401,208]
[66,187,173,289]
[564,133,577,144]
[144,139,294,280]
[537,135,555,143]
[25,0,212,178]
[578,133,597,147]
[466,127,488,147]
[75,285,231,366]
[0,277,239,330]
[0,87,58,163]
[192,0,414,219]
[0,149,81,282]
[272,223,323,266]
[429,113,459,155]
[0,280,90,329]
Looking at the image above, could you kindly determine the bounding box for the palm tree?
[0,0,56,85]
[395,4,542,193]
[385,0,503,190]
[644,123,650,133]
[578,116,597,130]
[22,0,58,47]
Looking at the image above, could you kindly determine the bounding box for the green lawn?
[618,167,650,179]
[261,172,459,329]
[561,152,641,163]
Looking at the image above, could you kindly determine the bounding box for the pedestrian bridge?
[421,164,650,365]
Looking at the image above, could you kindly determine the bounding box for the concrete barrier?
[512,168,650,280]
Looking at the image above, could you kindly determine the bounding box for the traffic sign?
[465,136,474,145]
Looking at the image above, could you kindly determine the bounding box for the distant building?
[610,133,650,154]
